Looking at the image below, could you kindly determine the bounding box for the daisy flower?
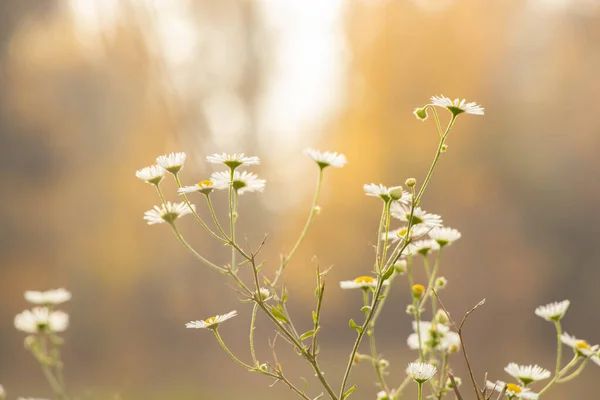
[412,239,440,256]
[143,201,195,225]
[376,390,396,400]
[407,321,460,353]
[386,226,431,244]
[14,307,69,333]
[534,300,570,322]
[407,362,437,383]
[304,148,347,169]
[486,381,538,399]
[430,95,484,116]
[364,184,410,203]
[185,310,237,330]
[391,203,442,228]
[504,364,551,386]
[210,170,266,194]
[561,333,600,358]
[206,153,260,169]
[156,152,186,174]
[25,289,71,305]
[135,165,165,185]
[178,180,226,196]
[428,227,461,246]
[339,276,388,290]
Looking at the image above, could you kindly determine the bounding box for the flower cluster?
[14,289,71,334]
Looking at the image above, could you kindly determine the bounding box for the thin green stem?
[538,354,580,396]
[168,223,226,273]
[557,357,588,383]
[173,175,227,243]
[280,168,324,272]
[250,303,259,367]
[418,248,443,308]
[554,320,562,376]
[37,335,68,400]
[213,330,254,370]
[417,382,423,400]
[415,304,425,362]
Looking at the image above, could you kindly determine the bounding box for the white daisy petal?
[210,170,266,195]
[339,276,388,290]
[304,148,347,168]
[534,300,570,322]
[185,310,237,330]
[177,180,227,196]
[156,152,186,174]
[143,201,195,225]
[486,380,538,399]
[561,332,600,358]
[407,362,437,383]
[206,153,260,169]
[135,165,165,185]
[428,227,461,246]
[364,184,410,203]
[14,307,69,333]
[24,289,71,305]
[430,95,484,116]
[391,203,443,228]
[504,363,551,385]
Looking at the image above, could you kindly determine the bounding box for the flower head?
[535,300,570,322]
[339,276,388,290]
[561,332,600,358]
[504,364,551,386]
[407,321,459,354]
[412,239,440,256]
[25,289,71,305]
[364,184,410,203]
[386,226,431,244]
[206,153,260,170]
[391,203,442,228]
[210,171,266,194]
[430,95,484,116]
[178,180,226,196]
[413,107,428,121]
[185,310,237,330]
[143,201,195,225]
[486,381,538,399]
[135,165,165,185]
[156,152,186,174]
[14,307,69,333]
[428,227,461,246]
[304,148,347,169]
[407,362,437,383]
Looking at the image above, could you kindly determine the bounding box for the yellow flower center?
[354,276,375,284]
[397,228,409,237]
[412,284,425,298]
[576,340,591,350]
[506,384,521,393]
[198,180,213,186]
[205,316,216,325]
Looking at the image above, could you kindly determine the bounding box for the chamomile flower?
[428,227,461,246]
[376,390,396,400]
[206,153,260,169]
[143,201,195,225]
[486,381,538,399]
[304,148,347,169]
[135,165,165,185]
[391,203,442,228]
[561,333,600,358]
[534,300,570,322]
[25,289,71,305]
[185,310,237,330]
[407,321,460,353]
[407,362,437,383]
[14,307,69,333]
[364,184,410,203]
[386,226,431,243]
[178,180,225,195]
[504,364,551,386]
[339,276,388,290]
[210,171,266,194]
[156,152,186,174]
[412,239,440,256]
[430,95,484,116]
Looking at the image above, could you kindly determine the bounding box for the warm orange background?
[1,1,599,399]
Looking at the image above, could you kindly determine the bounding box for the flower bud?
[405,178,416,188]
[388,186,405,201]
[406,304,417,315]
[379,359,390,369]
[313,205,322,215]
[413,107,428,121]
[412,284,425,299]
[394,260,407,274]
[441,144,448,153]
[434,277,448,291]
[435,309,449,325]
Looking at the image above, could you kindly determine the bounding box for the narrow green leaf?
[342,385,357,399]
[360,306,371,312]
[349,319,362,333]
[270,306,290,324]
[312,311,318,324]
[381,266,394,281]
[299,330,316,341]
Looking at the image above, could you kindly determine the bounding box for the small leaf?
[381,266,394,281]
[360,306,371,312]
[312,311,318,324]
[349,319,362,333]
[315,286,321,297]
[299,330,316,341]
[271,306,290,324]
[282,290,288,303]
[342,385,357,399]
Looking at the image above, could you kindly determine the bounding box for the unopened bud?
[378,359,390,369]
[441,144,448,153]
[412,284,425,299]
[434,277,448,291]
[313,205,321,215]
[388,186,405,201]
[413,107,428,121]
[394,260,407,274]
[259,363,269,372]
[405,178,416,188]
[406,304,417,315]
[448,343,460,354]
[435,309,449,325]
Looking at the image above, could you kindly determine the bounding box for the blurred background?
[1,0,600,399]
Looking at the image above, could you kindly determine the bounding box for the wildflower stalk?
[364,289,390,392]
[277,168,324,282]
[556,357,588,383]
[554,320,563,376]
[37,335,69,400]
[417,382,424,400]
[538,354,580,396]
[249,303,259,366]
[168,222,226,273]
[213,330,254,370]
